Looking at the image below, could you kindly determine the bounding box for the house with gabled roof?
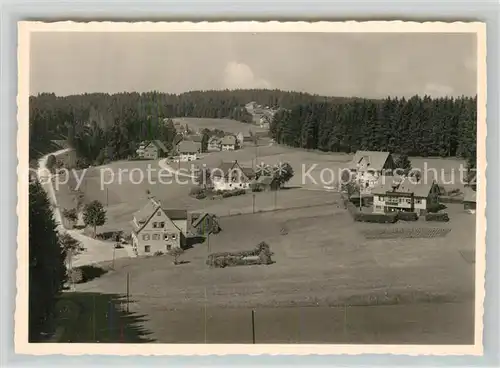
[350,150,395,194]
[177,141,201,162]
[136,140,169,160]
[372,178,440,215]
[207,136,222,152]
[187,212,220,236]
[131,198,189,256]
[212,160,256,191]
[221,135,237,151]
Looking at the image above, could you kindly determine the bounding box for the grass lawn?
[173,117,268,135]
[73,202,476,343]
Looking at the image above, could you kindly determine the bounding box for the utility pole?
[126,273,130,313]
[251,309,256,344]
[106,187,109,207]
[252,194,256,214]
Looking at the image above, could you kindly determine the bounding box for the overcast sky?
[30,32,477,98]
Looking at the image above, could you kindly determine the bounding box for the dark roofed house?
[188,212,220,236]
[463,187,477,211]
[350,150,395,194]
[177,141,201,162]
[136,140,169,160]
[221,135,237,151]
[131,198,189,256]
[207,136,222,152]
[212,160,255,191]
[372,178,440,215]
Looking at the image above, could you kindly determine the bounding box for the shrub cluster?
[397,211,419,221]
[221,189,247,198]
[206,242,274,268]
[427,203,447,213]
[425,212,450,222]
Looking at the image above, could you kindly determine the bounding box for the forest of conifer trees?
[29,90,477,170]
[270,95,477,161]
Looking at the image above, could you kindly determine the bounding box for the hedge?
[425,212,450,222]
[206,242,274,268]
[354,212,398,224]
[221,189,247,198]
[397,211,419,221]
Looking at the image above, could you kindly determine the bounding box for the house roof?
[212,161,255,179]
[190,212,217,229]
[350,151,391,171]
[255,175,275,185]
[133,198,188,234]
[221,135,236,145]
[164,209,188,220]
[371,178,438,198]
[463,187,477,203]
[186,135,203,143]
[177,141,201,154]
[208,136,221,144]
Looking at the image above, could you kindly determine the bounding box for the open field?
[73,202,476,343]
[173,117,268,135]
[54,143,470,236]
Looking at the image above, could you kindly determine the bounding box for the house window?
[171,233,177,240]
[152,222,157,228]
[164,234,169,240]
[167,244,172,251]
[406,198,411,204]
[157,211,161,216]
[142,234,150,241]
[159,222,165,228]
[152,234,160,240]
[415,198,422,204]
[144,245,151,253]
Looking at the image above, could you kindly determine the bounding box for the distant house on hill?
[131,198,188,256]
[207,136,222,152]
[212,160,256,191]
[463,187,477,212]
[136,140,169,160]
[221,135,237,151]
[372,178,440,215]
[177,140,201,161]
[349,150,396,194]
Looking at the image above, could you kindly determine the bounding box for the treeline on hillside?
[30,89,351,163]
[270,95,477,162]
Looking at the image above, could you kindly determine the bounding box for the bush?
[427,203,447,213]
[195,192,207,200]
[397,211,419,221]
[189,186,205,196]
[425,212,450,222]
[154,251,164,256]
[206,241,273,268]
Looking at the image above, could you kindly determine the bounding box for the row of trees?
[29,181,88,341]
[270,95,477,160]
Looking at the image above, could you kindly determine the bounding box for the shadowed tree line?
[270,95,477,169]
[29,89,365,165]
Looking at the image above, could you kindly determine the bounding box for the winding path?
[37,149,135,267]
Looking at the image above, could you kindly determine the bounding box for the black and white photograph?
[17,21,486,355]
